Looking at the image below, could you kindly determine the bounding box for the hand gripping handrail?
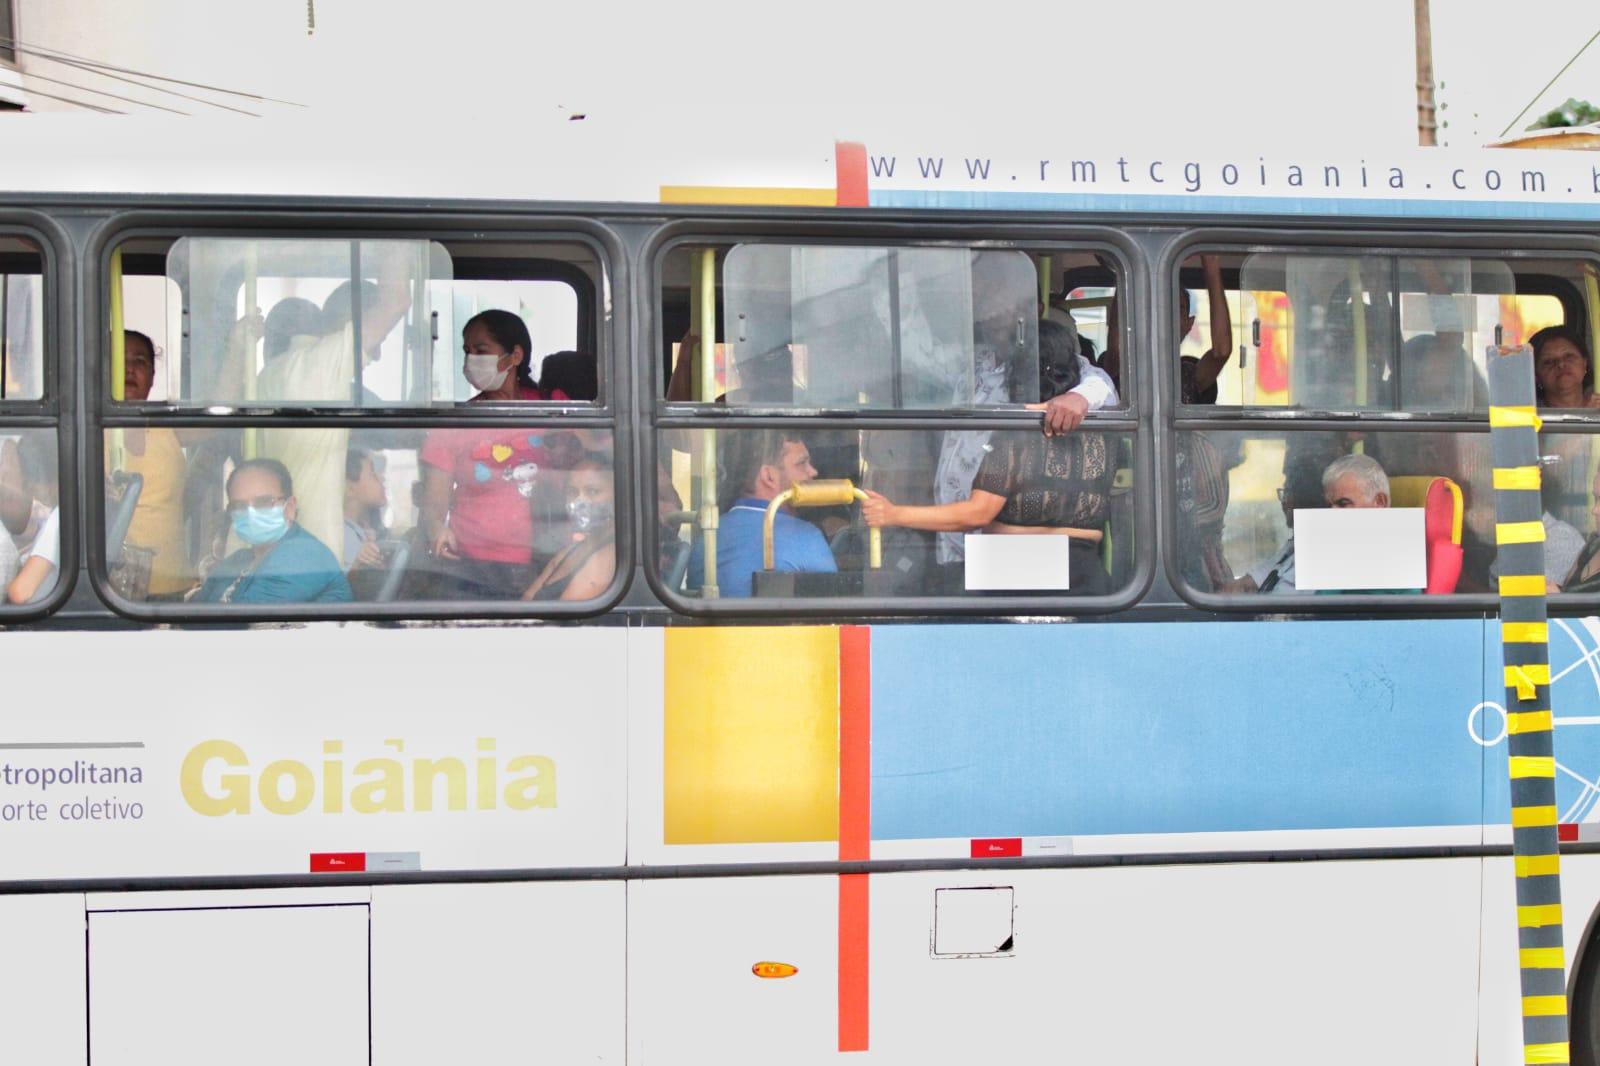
[762,479,881,573]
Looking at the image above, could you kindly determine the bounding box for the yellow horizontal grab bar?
[787,479,862,508]
[762,480,882,573]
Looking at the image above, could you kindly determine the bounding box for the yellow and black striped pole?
[1489,345,1570,1066]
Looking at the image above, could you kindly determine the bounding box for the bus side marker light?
[752,962,798,979]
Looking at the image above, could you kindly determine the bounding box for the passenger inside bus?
[1224,449,1328,594]
[1228,452,1391,595]
[1532,324,1599,410]
[1398,333,1487,410]
[119,329,194,598]
[1179,254,1234,405]
[416,310,574,599]
[3,434,59,605]
[343,448,388,574]
[1553,467,1600,593]
[523,455,615,601]
[1536,462,1585,591]
[537,349,598,401]
[198,458,352,604]
[253,250,412,559]
[864,320,1116,595]
[686,430,837,598]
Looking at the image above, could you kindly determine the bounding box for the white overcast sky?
[18,0,1600,151]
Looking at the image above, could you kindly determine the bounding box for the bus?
[4,116,1600,1064]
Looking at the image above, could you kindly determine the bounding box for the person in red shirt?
[419,310,572,598]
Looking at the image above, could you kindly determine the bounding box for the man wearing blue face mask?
[199,458,353,604]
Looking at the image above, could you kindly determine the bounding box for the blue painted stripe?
[869,189,1600,221]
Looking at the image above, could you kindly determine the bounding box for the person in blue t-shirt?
[199,457,353,605]
[687,430,837,597]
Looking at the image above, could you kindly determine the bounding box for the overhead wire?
[12,68,190,115]
[22,51,260,117]
[0,35,305,107]
[2,84,121,114]
[1498,26,1600,138]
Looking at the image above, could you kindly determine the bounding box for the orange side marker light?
[752,961,798,979]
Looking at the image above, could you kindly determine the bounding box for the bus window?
[657,425,1136,602]
[1177,429,1494,597]
[665,245,1046,409]
[0,237,44,402]
[102,235,615,613]
[101,425,618,606]
[1202,250,1600,415]
[656,240,1137,610]
[1,429,61,606]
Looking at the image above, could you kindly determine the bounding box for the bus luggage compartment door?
[87,902,369,1065]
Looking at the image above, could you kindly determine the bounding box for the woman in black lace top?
[860,320,1115,594]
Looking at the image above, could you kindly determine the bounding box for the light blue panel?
[870,190,1600,222]
[870,619,1487,840]
[1481,618,1600,826]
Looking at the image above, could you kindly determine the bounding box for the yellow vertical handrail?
[1038,255,1052,313]
[695,248,719,598]
[1348,260,1369,407]
[108,248,126,473]
[242,242,260,459]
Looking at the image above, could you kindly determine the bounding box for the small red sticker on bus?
[310,852,366,872]
[970,838,1022,858]
[1559,824,1580,843]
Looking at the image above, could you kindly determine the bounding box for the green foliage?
[1527,97,1600,130]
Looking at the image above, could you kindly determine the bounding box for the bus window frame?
[0,212,76,621]
[1162,227,1600,614]
[83,210,634,623]
[641,218,1155,618]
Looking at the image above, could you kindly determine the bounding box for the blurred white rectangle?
[963,533,1071,590]
[1293,508,1426,591]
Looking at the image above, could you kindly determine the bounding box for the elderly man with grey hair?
[1228,451,1391,594]
[1321,453,1391,510]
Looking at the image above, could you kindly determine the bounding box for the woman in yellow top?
[120,331,191,597]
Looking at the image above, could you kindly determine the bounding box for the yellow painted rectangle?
[1490,405,1543,430]
[1522,947,1567,969]
[1519,904,1564,927]
[1511,756,1558,779]
[1507,664,1553,689]
[1495,466,1543,491]
[664,627,840,844]
[1524,995,1568,1017]
[1513,805,1560,827]
[1505,623,1551,644]
[1517,855,1563,878]
[1498,521,1547,545]
[1525,1041,1570,1064]
[1510,711,1555,735]
[660,185,836,207]
[1501,575,1549,597]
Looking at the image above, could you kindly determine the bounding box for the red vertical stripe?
[838,625,871,1052]
[834,141,869,208]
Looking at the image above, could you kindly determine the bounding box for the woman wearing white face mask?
[522,457,616,601]
[418,310,570,598]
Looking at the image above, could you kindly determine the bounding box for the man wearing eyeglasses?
[197,458,352,604]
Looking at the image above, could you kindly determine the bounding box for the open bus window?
[0,429,61,606]
[0,237,45,402]
[1175,429,1508,597]
[101,424,617,605]
[662,244,1127,410]
[1182,251,1592,413]
[115,237,600,408]
[656,426,1137,602]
